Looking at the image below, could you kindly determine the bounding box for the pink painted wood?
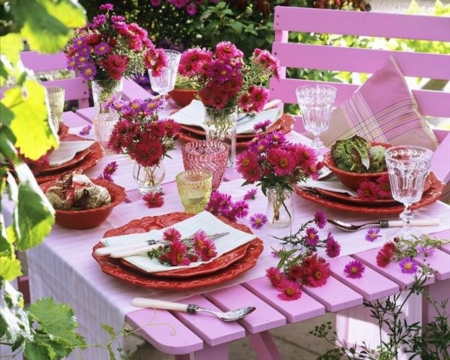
[269,6,450,191]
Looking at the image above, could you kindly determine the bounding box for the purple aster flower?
[365,228,382,242]
[305,227,319,246]
[399,257,420,274]
[77,45,91,56]
[243,188,257,201]
[344,260,365,279]
[234,200,249,219]
[92,14,107,28]
[314,211,327,229]
[254,120,272,132]
[325,235,341,258]
[417,246,435,257]
[80,63,96,81]
[94,42,110,55]
[97,172,113,182]
[79,124,92,136]
[250,213,267,230]
[186,3,197,16]
[99,3,114,11]
[103,161,118,175]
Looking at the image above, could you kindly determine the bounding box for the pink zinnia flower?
[277,280,302,301]
[344,260,365,279]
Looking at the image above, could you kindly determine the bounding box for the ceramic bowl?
[41,178,126,229]
[322,143,391,191]
[168,89,198,107]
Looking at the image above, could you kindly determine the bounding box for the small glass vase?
[266,187,294,228]
[204,106,237,168]
[133,162,165,194]
[92,79,123,114]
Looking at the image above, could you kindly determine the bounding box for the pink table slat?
[301,276,363,312]
[204,284,287,333]
[416,249,450,281]
[244,277,325,322]
[62,111,89,127]
[329,256,400,301]
[432,229,450,255]
[76,107,96,123]
[164,294,246,347]
[354,249,436,289]
[125,308,203,355]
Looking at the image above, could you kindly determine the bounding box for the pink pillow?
[322,56,439,150]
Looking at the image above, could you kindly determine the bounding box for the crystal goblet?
[149,49,181,110]
[385,145,433,240]
[295,84,337,153]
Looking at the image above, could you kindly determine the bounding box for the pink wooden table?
[25,111,450,359]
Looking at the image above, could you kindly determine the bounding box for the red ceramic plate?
[58,122,69,138]
[36,147,92,175]
[35,138,104,184]
[92,212,264,289]
[179,114,294,148]
[295,172,444,215]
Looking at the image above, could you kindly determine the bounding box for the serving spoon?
[132,298,255,322]
[327,218,440,232]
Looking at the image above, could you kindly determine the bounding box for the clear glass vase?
[133,162,165,194]
[204,106,237,168]
[266,187,294,228]
[91,79,123,114]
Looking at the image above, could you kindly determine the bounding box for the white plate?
[48,140,95,167]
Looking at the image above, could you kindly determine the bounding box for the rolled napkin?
[98,211,256,273]
[170,100,282,135]
[301,177,358,196]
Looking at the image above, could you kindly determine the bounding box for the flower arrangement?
[105,97,180,167]
[64,3,166,102]
[266,211,341,301]
[177,42,280,133]
[147,228,217,266]
[236,121,322,224]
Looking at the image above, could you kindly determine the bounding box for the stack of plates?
[92,212,264,289]
[295,172,444,215]
[34,134,104,184]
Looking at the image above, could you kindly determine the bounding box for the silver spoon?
[132,298,255,322]
[327,218,440,232]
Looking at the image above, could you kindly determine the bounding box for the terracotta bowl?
[168,88,198,107]
[41,178,126,230]
[322,142,391,191]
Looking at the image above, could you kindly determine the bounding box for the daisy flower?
[365,228,382,242]
[143,192,164,208]
[344,260,365,279]
[250,213,267,230]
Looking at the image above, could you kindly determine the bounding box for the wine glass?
[385,145,433,240]
[295,84,337,153]
[148,49,181,110]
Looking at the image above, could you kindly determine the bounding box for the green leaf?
[29,298,86,350]
[101,323,117,338]
[11,0,86,53]
[0,256,22,281]
[4,80,58,160]
[0,33,24,67]
[9,163,54,251]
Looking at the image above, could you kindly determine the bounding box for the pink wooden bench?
[269,7,450,188]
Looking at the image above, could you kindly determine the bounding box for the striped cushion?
[322,56,439,150]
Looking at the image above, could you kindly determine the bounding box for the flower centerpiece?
[236,121,322,227]
[64,3,167,113]
[105,97,181,194]
[177,42,280,140]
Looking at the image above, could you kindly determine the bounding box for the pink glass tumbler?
[182,140,230,191]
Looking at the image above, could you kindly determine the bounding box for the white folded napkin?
[300,178,358,196]
[48,140,95,167]
[101,211,256,273]
[170,100,282,135]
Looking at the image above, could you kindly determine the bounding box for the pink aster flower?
[79,124,92,135]
[365,228,382,242]
[277,280,302,301]
[417,246,435,257]
[325,235,341,258]
[376,174,392,199]
[103,161,118,175]
[344,260,365,279]
[243,188,257,200]
[357,181,378,201]
[305,227,319,247]
[143,192,164,208]
[160,239,190,266]
[314,211,327,229]
[266,266,286,287]
[163,228,181,242]
[399,257,420,274]
[250,213,268,230]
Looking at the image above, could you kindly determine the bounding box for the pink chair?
[269,6,450,355]
[269,7,450,187]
